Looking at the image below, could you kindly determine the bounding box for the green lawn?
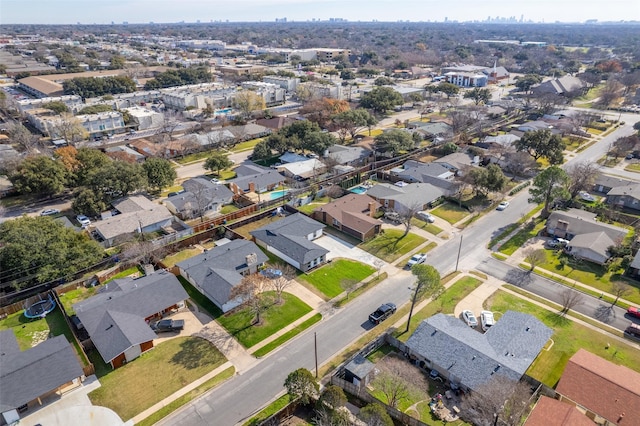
[297,259,376,299]
[252,313,322,357]
[175,151,211,164]
[244,394,293,426]
[498,220,545,255]
[216,292,312,348]
[105,265,143,283]
[0,308,89,365]
[431,202,470,224]
[162,247,203,268]
[58,286,99,315]
[177,276,223,318]
[624,163,640,173]
[536,250,640,305]
[220,204,240,215]
[88,337,227,421]
[230,138,262,153]
[411,218,444,236]
[396,275,483,341]
[359,229,427,263]
[486,291,640,387]
[296,196,331,215]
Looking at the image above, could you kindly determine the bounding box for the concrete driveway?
[314,234,387,268]
[153,305,212,345]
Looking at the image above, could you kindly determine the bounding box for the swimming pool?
[270,190,289,200]
[350,186,367,194]
[215,108,233,115]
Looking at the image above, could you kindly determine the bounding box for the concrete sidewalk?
[453,275,502,318]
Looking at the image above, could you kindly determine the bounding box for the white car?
[40,208,60,216]
[579,191,595,202]
[480,311,495,331]
[462,310,478,327]
[406,253,427,268]
[76,215,91,227]
[496,201,510,211]
[416,211,435,223]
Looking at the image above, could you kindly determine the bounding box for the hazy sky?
[2,0,639,25]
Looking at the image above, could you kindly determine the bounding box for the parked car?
[480,311,495,331]
[210,178,221,184]
[406,253,427,268]
[76,215,91,227]
[416,211,435,223]
[150,319,185,333]
[627,306,640,319]
[496,201,510,211]
[40,208,60,216]
[624,322,640,342]
[546,238,570,248]
[579,191,595,202]
[369,303,397,325]
[462,310,478,327]
[384,211,401,223]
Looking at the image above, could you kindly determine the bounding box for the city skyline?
[2,0,639,25]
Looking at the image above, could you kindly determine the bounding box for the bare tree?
[503,151,537,177]
[54,112,88,143]
[610,281,631,307]
[121,240,166,266]
[372,354,429,409]
[269,263,296,304]
[566,161,599,200]
[324,184,344,199]
[560,289,584,316]
[459,376,534,426]
[234,90,266,119]
[597,78,624,108]
[160,110,181,141]
[229,273,273,325]
[524,248,546,272]
[7,121,41,153]
[399,203,422,238]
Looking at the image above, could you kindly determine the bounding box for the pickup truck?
[151,319,185,333]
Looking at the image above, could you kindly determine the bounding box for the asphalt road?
[160,119,639,426]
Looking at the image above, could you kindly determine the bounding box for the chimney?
[368,201,377,217]
[246,253,258,266]
[248,182,256,193]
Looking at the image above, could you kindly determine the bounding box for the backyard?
[485,291,640,387]
[430,202,470,225]
[359,229,427,263]
[296,196,331,215]
[88,336,227,421]
[231,214,285,239]
[216,292,312,348]
[161,247,203,268]
[297,258,376,299]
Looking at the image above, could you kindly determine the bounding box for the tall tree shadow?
[594,304,616,324]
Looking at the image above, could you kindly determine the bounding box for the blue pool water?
[350,186,367,194]
[215,108,233,115]
[270,190,289,200]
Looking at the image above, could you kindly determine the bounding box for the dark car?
[369,303,397,324]
[150,319,185,333]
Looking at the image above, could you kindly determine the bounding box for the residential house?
[525,396,595,426]
[0,331,84,423]
[390,159,455,182]
[532,76,585,96]
[546,209,629,265]
[93,195,176,247]
[433,152,481,175]
[256,115,298,131]
[325,145,371,167]
[165,178,234,219]
[186,129,236,149]
[476,134,521,150]
[250,213,328,272]
[73,270,188,368]
[593,174,634,195]
[606,182,640,212]
[555,349,640,425]
[225,123,271,141]
[177,239,268,312]
[123,106,164,130]
[276,159,326,181]
[367,182,449,214]
[312,194,382,241]
[407,121,453,141]
[405,311,552,392]
[105,145,146,162]
[228,163,285,196]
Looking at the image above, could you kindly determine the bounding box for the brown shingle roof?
[525,396,594,426]
[555,349,640,425]
[314,193,381,235]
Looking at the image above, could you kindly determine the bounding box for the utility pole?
[314,332,319,378]
[455,234,463,272]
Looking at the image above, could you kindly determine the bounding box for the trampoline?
[24,295,56,319]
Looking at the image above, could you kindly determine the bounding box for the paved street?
[158,119,639,426]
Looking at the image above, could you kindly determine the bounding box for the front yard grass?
[430,202,470,224]
[411,218,444,236]
[624,163,640,173]
[536,250,640,305]
[88,336,227,421]
[497,220,545,255]
[485,291,640,387]
[216,292,312,348]
[395,275,483,341]
[297,259,376,299]
[359,229,427,263]
[252,313,322,357]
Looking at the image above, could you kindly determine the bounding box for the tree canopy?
[143,66,211,89]
[284,368,319,406]
[63,76,136,98]
[359,86,404,114]
[204,152,233,176]
[143,158,177,193]
[515,129,565,164]
[529,165,570,216]
[0,216,104,288]
[9,156,68,196]
[463,87,491,105]
[374,129,415,155]
[332,108,377,141]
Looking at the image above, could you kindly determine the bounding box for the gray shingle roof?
[250,213,328,266]
[166,178,234,212]
[229,169,285,192]
[546,209,628,242]
[406,311,552,391]
[177,239,268,307]
[234,161,271,178]
[367,182,448,211]
[0,332,83,412]
[73,271,188,363]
